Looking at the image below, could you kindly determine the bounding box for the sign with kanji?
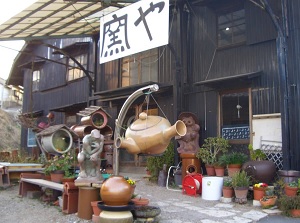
[99,0,169,64]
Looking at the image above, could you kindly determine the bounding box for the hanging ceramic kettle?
[115,112,186,155]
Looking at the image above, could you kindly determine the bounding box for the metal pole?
[113,84,159,175]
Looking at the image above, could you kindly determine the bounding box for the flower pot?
[228,164,241,177]
[214,166,225,177]
[234,187,248,203]
[205,164,216,176]
[253,187,266,201]
[62,177,75,184]
[91,201,102,216]
[290,209,300,218]
[50,170,65,183]
[284,185,298,197]
[222,186,234,198]
[259,196,277,209]
[131,198,150,206]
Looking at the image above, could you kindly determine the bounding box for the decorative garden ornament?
[116,112,186,155]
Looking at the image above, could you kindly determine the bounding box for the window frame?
[121,48,158,87]
[66,53,88,82]
[217,8,246,48]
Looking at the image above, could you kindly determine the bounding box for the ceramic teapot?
[116,112,186,155]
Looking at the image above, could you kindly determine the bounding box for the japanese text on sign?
[99,0,169,64]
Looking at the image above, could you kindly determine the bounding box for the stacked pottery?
[98,175,135,223]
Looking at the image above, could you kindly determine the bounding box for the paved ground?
[126,172,300,223]
[1,172,299,223]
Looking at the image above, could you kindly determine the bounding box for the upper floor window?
[121,48,158,87]
[32,70,40,91]
[67,54,88,81]
[218,9,246,48]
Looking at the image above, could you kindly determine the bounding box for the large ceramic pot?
[100,175,133,206]
[242,160,276,184]
[116,112,186,155]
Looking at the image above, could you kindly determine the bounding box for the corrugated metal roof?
[0,0,135,41]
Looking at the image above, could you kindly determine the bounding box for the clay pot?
[242,160,276,184]
[227,164,242,177]
[91,201,102,216]
[100,175,133,206]
[290,209,300,218]
[259,196,277,209]
[214,165,225,177]
[253,187,266,201]
[50,170,65,183]
[222,186,234,198]
[284,185,298,197]
[131,197,150,206]
[205,164,216,176]
[116,112,186,155]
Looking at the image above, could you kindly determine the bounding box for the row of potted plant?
[196,137,248,177]
[222,171,300,217]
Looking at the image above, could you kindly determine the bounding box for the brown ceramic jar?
[100,175,133,206]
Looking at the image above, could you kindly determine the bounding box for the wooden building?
[4,0,300,171]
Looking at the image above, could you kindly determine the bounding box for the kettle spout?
[163,120,187,141]
[115,137,141,154]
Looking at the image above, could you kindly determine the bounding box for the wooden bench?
[18,173,64,197]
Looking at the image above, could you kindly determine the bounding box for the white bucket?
[202,177,223,200]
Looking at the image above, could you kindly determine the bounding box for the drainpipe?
[261,0,290,169]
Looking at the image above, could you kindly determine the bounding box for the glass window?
[32,70,40,91]
[121,48,158,87]
[67,54,88,81]
[218,9,246,48]
[220,90,250,142]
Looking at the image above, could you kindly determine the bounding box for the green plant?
[278,195,300,216]
[248,144,266,161]
[274,178,285,198]
[231,170,250,188]
[223,177,233,187]
[146,142,175,181]
[288,181,298,188]
[219,152,248,166]
[44,151,76,177]
[196,137,230,165]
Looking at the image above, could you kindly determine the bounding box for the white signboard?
[99,0,169,64]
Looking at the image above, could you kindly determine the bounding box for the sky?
[0,0,37,80]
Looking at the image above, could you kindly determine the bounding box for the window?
[67,54,88,81]
[121,48,158,87]
[32,70,40,91]
[220,89,250,143]
[218,9,246,47]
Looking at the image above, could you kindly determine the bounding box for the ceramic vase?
[100,175,133,206]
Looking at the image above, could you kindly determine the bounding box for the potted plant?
[231,170,250,204]
[196,137,230,176]
[44,151,75,183]
[219,152,248,177]
[222,177,234,198]
[284,180,299,197]
[242,144,276,185]
[253,182,268,201]
[278,195,300,217]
